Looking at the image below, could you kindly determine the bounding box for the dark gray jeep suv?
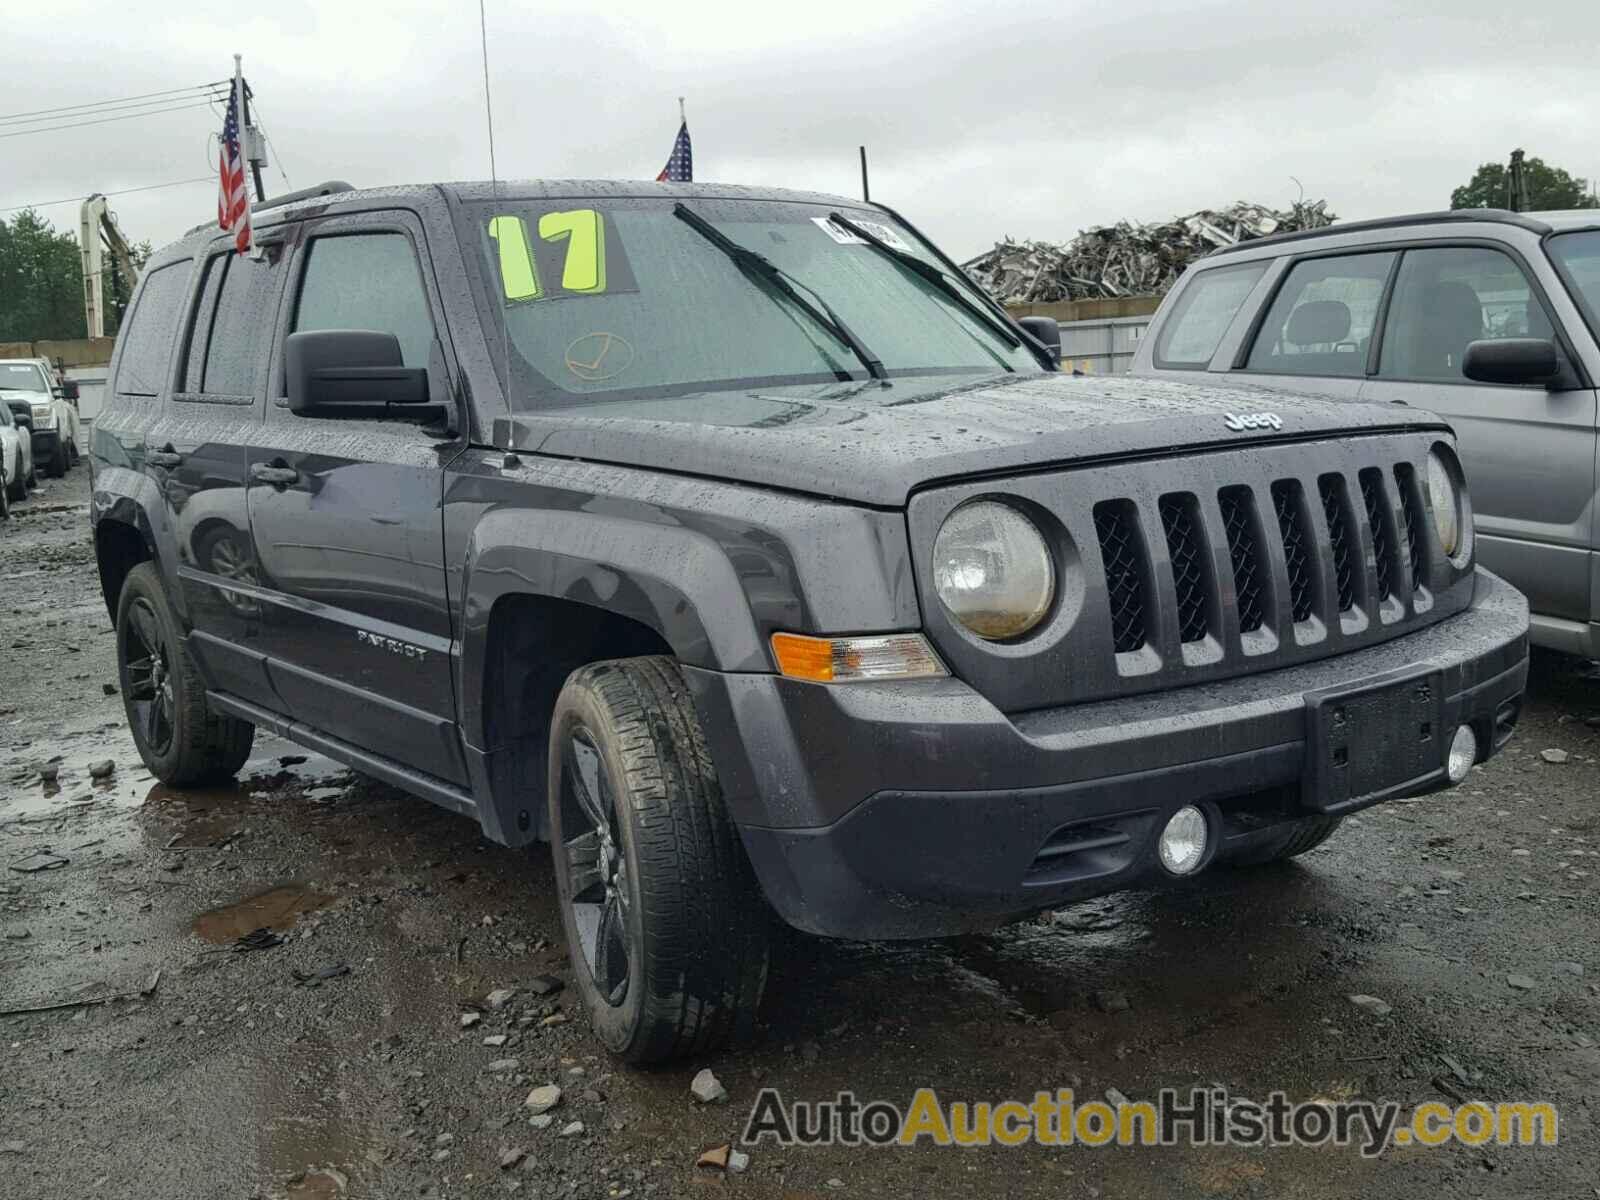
[91,181,1527,1063]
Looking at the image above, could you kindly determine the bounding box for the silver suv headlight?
[932,500,1055,640]
[30,402,56,430]
[1425,448,1464,559]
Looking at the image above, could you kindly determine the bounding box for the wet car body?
[88,181,1526,1059]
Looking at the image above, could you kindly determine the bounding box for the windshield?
[1548,230,1600,340]
[457,197,1040,409]
[0,362,49,393]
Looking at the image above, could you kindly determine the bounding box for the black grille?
[1394,465,1425,591]
[1272,480,1316,623]
[1094,501,1147,653]
[1159,494,1209,643]
[1319,474,1357,613]
[1218,487,1265,634]
[1360,468,1397,601]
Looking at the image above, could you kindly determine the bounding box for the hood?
[494,372,1445,508]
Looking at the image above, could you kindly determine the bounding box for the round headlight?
[1425,449,1462,558]
[932,501,1054,640]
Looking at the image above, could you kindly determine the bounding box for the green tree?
[0,209,86,342]
[105,239,153,337]
[1450,154,1599,212]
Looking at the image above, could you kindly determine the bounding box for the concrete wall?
[0,337,115,368]
[1004,295,1162,323]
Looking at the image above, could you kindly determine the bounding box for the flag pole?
[678,96,686,126]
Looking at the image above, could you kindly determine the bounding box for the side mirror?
[1016,315,1062,367]
[57,380,79,402]
[1462,338,1561,387]
[7,401,33,431]
[285,330,433,417]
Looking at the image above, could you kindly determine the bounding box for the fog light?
[1158,805,1208,875]
[1446,724,1478,784]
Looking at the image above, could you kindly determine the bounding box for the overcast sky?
[4,0,1598,260]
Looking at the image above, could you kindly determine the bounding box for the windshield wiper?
[673,203,888,384]
[828,211,1050,367]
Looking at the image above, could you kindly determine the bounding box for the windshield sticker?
[811,215,913,252]
[487,208,637,304]
[812,216,866,245]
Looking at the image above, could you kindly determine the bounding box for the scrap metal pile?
[964,200,1336,303]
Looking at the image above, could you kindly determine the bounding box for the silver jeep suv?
[1133,208,1600,659]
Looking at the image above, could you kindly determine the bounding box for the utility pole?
[235,53,267,202]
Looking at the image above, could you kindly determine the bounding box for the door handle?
[147,447,183,468]
[251,462,300,487]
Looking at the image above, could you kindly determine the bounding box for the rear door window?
[1153,262,1266,368]
[292,233,435,367]
[113,261,195,396]
[1245,252,1395,377]
[201,250,283,397]
[1378,246,1553,382]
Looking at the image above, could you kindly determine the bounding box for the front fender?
[456,509,765,747]
[448,453,920,753]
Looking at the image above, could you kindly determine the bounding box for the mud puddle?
[192,884,333,943]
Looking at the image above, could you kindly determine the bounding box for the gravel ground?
[1,465,1596,1199]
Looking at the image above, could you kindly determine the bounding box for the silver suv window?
[1547,230,1600,341]
[1378,246,1552,383]
[1245,252,1394,377]
[1152,262,1266,368]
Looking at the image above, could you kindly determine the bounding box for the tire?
[548,656,769,1065]
[48,441,67,478]
[4,450,22,502]
[116,562,254,785]
[26,461,37,488]
[1228,815,1343,866]
[0,468,9,520]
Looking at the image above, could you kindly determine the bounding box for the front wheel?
[548,656,769,1065]
[48,441,67,478]
[116,563,255,785]
[4,451,22,502]
[1227,815,1343,866]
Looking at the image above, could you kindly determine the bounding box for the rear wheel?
[1228,815,1343,866]
[548,656,769,1064]
[116,563,254,785]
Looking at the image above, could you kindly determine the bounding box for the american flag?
[217,76,253,254]
[656,121,692,183]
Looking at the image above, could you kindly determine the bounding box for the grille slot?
[1271,480,1316,623]
[1094,501,1148,653]
[1218,486,1266,633]
[1159,493,1210,644]
[1318,474,1357,613]
[1394,464,1425,591]
[1360,468,1397,601]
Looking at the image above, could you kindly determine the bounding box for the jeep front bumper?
[686,568,1528,939]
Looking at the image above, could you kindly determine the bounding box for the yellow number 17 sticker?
[487,209,607,301]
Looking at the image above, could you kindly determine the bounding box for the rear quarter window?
[1153,262,1267,368]
[113,260,195,397]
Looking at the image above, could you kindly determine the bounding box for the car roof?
[171,178,872,254]
[1202,206,1600,263]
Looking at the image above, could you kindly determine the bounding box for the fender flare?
[455,508,768,749]
[90,464,183,623]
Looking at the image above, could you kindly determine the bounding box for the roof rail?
[1206,208,1553,257]
[256,181,357,212]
